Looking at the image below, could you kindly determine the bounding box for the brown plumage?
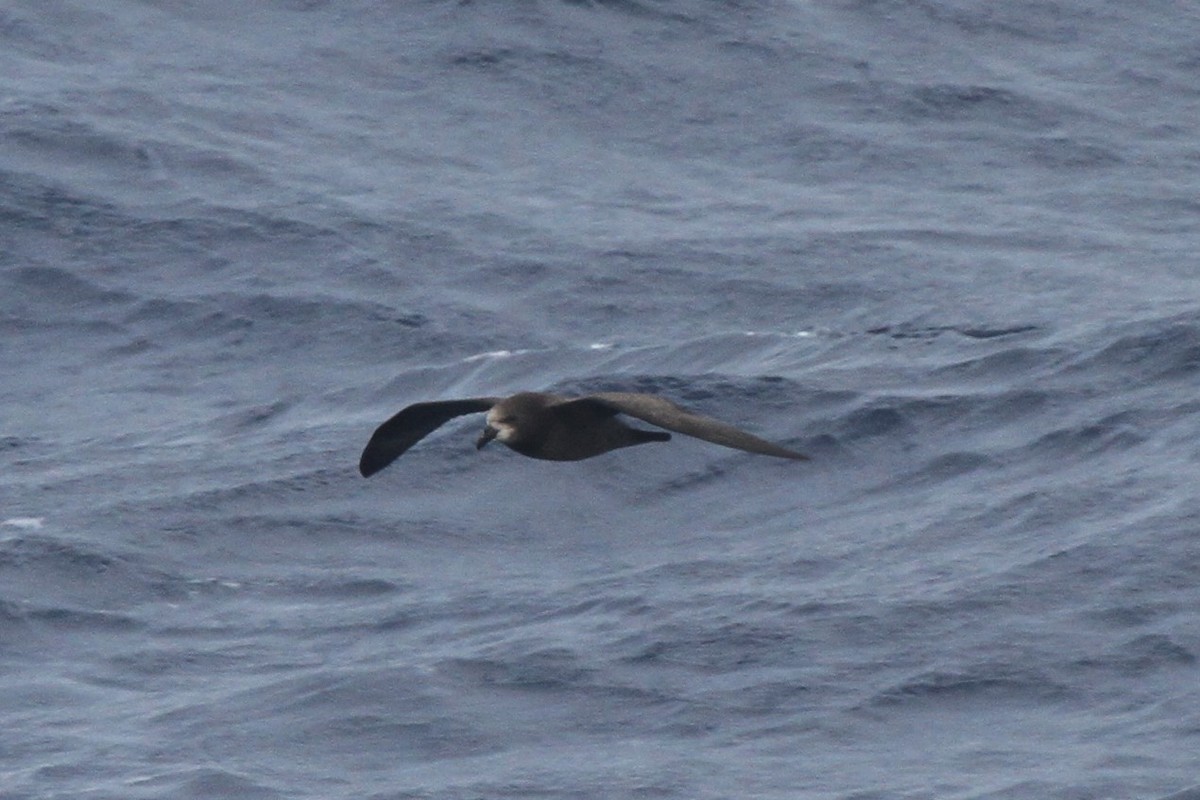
[359,391,807,477]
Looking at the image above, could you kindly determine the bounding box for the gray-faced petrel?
[359,391,808,477]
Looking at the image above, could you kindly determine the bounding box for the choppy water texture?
[3,1,1200,798]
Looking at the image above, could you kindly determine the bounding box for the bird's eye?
[496,415,516,424]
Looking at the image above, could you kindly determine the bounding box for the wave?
[868,665,1070,707]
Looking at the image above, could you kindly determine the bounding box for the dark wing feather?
[359,398,499,477]
[574,392,809,460]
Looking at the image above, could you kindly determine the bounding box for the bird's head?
[476,407,519,450]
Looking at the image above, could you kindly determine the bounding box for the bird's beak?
[476,425,498,450]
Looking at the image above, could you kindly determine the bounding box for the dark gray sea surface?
[3,1,1199,798]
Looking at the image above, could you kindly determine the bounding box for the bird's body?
[359,390,807,477]
[476,392,671,461]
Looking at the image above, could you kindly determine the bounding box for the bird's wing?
[569,392,809,460]
[359,398,500,477]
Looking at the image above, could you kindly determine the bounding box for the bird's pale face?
[476,408,519,449]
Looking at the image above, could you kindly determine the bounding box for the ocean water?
[3,1,1200,797]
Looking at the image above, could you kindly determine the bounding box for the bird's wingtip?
[358,448,385,477]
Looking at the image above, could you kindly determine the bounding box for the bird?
[359,390,808,477]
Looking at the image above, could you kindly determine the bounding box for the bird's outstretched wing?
[359,398,499,477]
[569,392,809,460]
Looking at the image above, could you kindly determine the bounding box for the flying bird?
[359,391,807,477]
